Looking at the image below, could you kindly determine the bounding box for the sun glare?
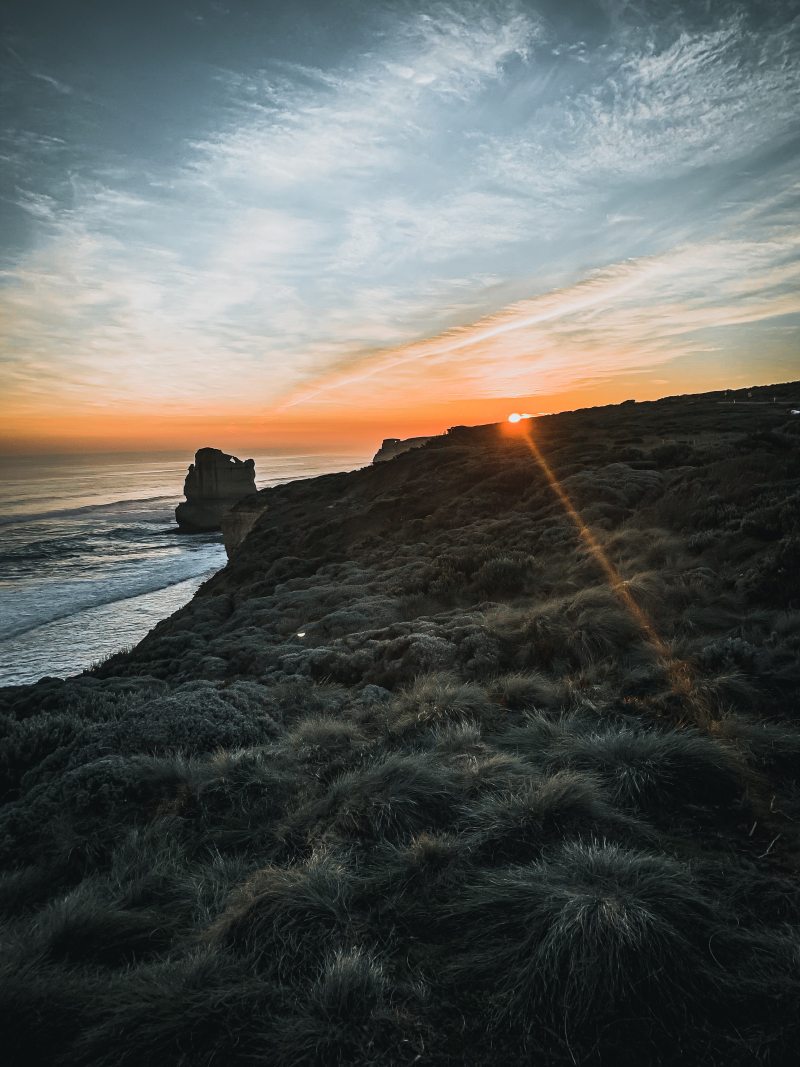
[508,413,522,423]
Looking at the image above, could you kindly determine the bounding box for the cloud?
[279,216,800,411]
[0,1,798,434]
[481,12,800,198]
[193,3,536,185]
[29,70,73,95]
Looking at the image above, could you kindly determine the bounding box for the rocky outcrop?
[222,493,266,558]
[372,435,432,463]
[175,447,257,532]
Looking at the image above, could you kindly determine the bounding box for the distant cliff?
[372,435,432,463]
[175,447,256,532]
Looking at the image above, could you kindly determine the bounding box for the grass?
[1,381,800,1064]
[448,840,717,1048]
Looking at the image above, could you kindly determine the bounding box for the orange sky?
[1,370,786,456]
[3,2,800,456]
[4,224,799,456]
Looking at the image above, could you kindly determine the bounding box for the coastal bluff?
[3,382,800,1066]
[222,435,437,557]
[175,447,257,532]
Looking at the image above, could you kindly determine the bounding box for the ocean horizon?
[0,448,371,686]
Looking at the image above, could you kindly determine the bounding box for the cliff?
[372,434,433,462]
[222,492,265,557]
[175,446,256,532]
[221,434,436,558]
[2,380,800,1066]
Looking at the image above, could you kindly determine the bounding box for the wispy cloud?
[281,203,800,410]
[481,12,800,200]
[0,1,798,437]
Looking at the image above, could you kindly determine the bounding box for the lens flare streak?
[514,425,711,725]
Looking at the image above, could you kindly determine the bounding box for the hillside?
[2,381,800,1065]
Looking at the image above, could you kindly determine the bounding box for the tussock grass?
[0,955,101,1065]
[464,772,651,864]
[449,841,716,1039]
[547,723,746,819]
[33,895,175,968]
[207,849,355,978]
[69,949,278,1067]
[489,670,563,710]
[389,673,497,735]
[275,947,428,1066]
[294,753,462,844]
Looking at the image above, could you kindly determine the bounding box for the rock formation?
[175,447,257,532]
[372,435,432,463]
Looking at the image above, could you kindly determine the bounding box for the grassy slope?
[2,381,800,1065]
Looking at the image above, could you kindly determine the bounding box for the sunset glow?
[2,2,799,454]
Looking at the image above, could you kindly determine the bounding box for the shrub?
[470,554,537,598]
[0,714,86,803]
[651,442,696,467]
[738,536,800,608]
[107,684,280,756]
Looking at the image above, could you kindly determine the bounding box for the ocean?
[0,449,369,687]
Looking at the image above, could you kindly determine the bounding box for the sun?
[507,412,523,423]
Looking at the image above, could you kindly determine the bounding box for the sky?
[1,0,799,453]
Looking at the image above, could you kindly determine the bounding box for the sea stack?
[175,447,257,532]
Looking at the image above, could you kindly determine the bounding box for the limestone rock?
[175,447,257,532]
[372,436,432,463]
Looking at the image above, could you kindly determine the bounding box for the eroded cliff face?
[222,493,265,557]
[175,447,257,532]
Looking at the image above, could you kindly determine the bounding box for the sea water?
[0,450,369,686]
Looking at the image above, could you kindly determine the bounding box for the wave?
[0,495,177,528]
[0,530,219,580]
[0,546,226,641]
